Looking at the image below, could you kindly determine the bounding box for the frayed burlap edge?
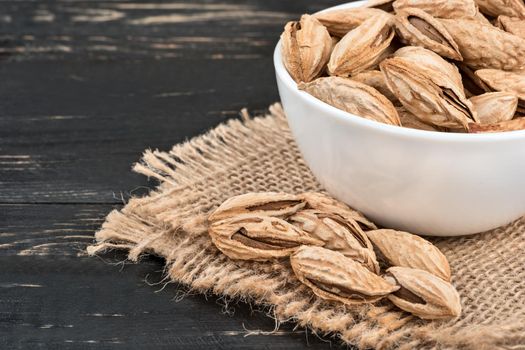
[88,104,525,350]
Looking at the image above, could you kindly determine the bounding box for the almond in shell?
[475,0,525,19]
[208,214,323,261]
[469,92,518,124]
[393,46,464,90]
[208,192,305,222]
[328,13,395,77]
[314,8,387,37]
[380,54,477,129]
[300,192,377,230]
[393,0,478,19]
[475,69,525,103]
[384,266,461,320]
[290,246,399,305]
[288,210,379,273]
[394,8,462,60]
[298,76,401,126]
[280,15,332,83]
[440,18,525,70]
[366,229,451,281]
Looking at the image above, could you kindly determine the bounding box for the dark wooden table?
[0,1,350,348]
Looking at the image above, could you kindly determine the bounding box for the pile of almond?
[281,0,525,133]
[208,192,461,320]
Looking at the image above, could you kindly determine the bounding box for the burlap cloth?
[88,103,525,350]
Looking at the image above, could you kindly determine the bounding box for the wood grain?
[0,204,345,349]
[1,256,343,349]
[0,59,278,203]
[0,0,334,61]
[0,204,115,256]
[0,0,349,348]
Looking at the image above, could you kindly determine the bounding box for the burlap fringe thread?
[88,103,525,350]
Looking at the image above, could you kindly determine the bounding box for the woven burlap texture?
[88,104,525,350]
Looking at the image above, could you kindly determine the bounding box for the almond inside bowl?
[273,0,525,236]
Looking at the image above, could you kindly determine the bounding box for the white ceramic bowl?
[274,1,525,236]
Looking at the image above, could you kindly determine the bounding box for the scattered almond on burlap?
[208,192,461,320]
[384,266,461,319]
[290,246,397,305]
[280,0,525,133]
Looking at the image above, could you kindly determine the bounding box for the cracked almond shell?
[298,76,401,126]
[469,92,518,124]
[384,266,461,319]
[475,69,525,102]
[208,214,323,261]
[328,13,395,77]
[393,0,478,19]
[280,14,332,83]
[290,246,398,305]
[393,46,464,89]
[366,229,451,281]
[300,192,377,231]
[288,210,379,273]
[314,7,387,37]
[380,54,477,129]
[440,18,525,70]
[208,192,305,222]
[394,8,462,60]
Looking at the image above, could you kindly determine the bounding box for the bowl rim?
[274,0,525,142]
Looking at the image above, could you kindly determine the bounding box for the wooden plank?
[0,0,338,61]
[0,0,344,203]
[0,0,354,348]
[0,256,343,349]
[0,59,277,203]
[0,204,116,256]
[0,204,343,349]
